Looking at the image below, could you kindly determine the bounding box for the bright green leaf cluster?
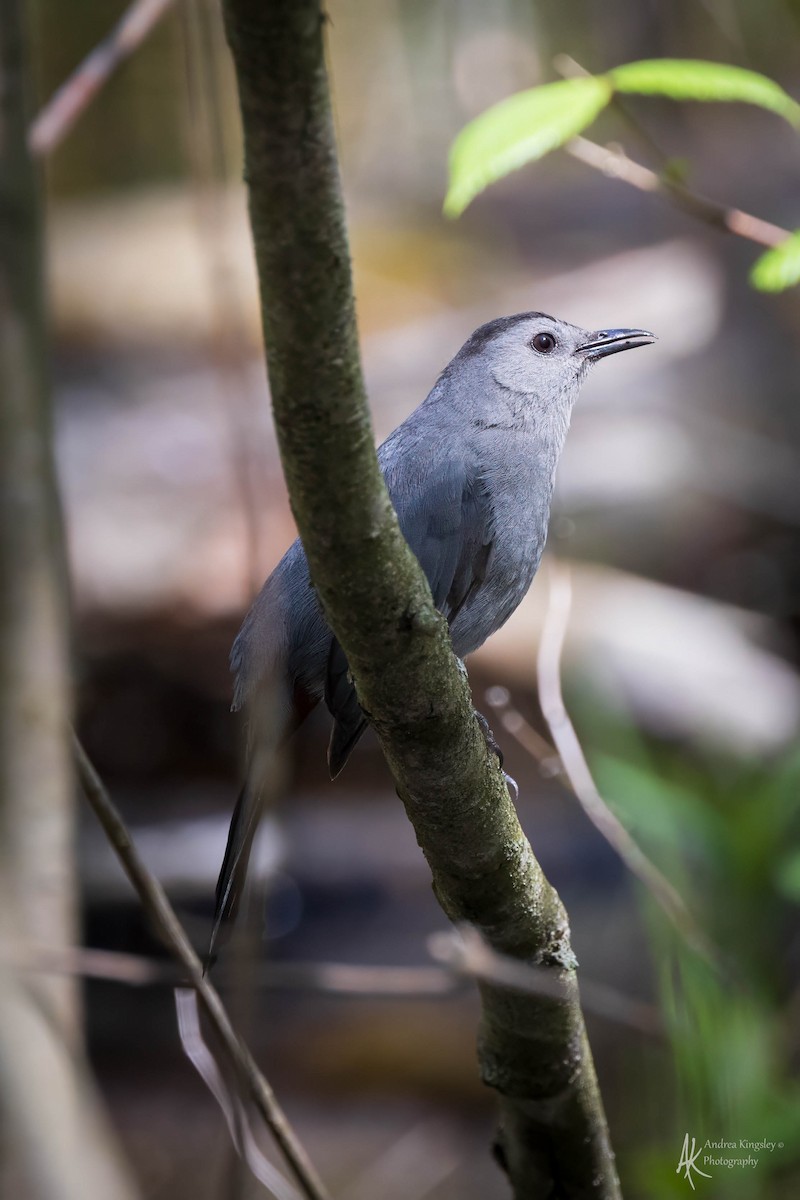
[445,58,800,292]
[750,231,800,292]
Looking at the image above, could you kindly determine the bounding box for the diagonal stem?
[29,0,176,156]
[565,134,789,248]
[536,562,725,969]
[73,735,331,1200]
[554,52,790,249]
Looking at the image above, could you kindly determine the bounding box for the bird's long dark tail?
[206,683,320,971]
[206,777,263,969]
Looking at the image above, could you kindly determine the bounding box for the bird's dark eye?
[532,332,556,354]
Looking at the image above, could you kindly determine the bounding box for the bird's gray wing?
[397,452,494,623]
[326,451,494,776]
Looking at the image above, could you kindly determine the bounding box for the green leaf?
[609,59,800,128]
[444,76,612,218]
[750,231,800,292]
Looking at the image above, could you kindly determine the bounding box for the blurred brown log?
[0,5,140,1197]
[0,0,76,1046]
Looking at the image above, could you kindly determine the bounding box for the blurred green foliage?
[750,232,800,293]
[585,718,800,1198]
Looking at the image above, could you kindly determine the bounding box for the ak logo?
[677,1134,712,1189]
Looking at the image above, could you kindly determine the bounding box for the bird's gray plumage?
[209,312,654,960]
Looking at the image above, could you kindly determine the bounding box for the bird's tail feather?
[328,714,368,779]
[206,778,263,970]
[207,682,321,972]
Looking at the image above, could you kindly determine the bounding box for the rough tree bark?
[220,2,621,1196]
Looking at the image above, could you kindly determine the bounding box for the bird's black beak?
[576,328,656,361]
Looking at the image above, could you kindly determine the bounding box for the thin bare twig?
[554,52,675,165]
[9,942,464,997]
[346,1120,460,1200]
[429,927,663,1038]
[7,944,169,986]
[565,135,789,248]
[9,939,660,1031]
[28,0,176,156]
[552,52,790,249]
[73,735,331,1200]
[488,680,705,954]
[174,989,301,1200]
[535,561,722,966]
[486,687,561,772]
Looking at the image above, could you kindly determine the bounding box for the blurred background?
[14,0,800,1196]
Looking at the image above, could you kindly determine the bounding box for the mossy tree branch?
[220,2,621,1195]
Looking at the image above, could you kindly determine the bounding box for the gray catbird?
[209,312,654,958]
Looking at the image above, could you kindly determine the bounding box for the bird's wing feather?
[394,449,495,621]
[324,449,494,776]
